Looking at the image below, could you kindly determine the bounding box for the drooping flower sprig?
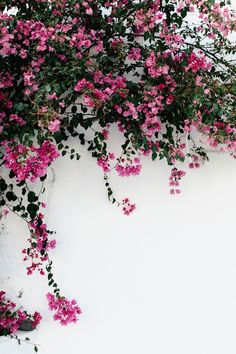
[0,0,235,341]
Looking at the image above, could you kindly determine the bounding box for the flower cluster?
[169,168,186,195]
[46,293,81,325]
[0,291,41,336]
[115,157,142,177]
[0,291,27,335]
[2,140,59,182]
[122,198,136,216]
[22,213,56,276]
[97,153,115,173]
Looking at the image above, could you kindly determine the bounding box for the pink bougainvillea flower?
[122,198,136,216]
[46,293,81,325]
[48,119,61,132]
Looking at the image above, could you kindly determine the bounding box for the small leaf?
[152,152,157,161]
[71,105,77,113]
[27,203,39,219]
[0,179,7,192]
[6,191,17,202]
[28,191,38,203]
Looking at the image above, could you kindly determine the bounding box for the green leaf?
[231,84,236,95]
[152,152,157,161]
[27,203,39,219]
[9,170,15,179]
[28,191,38,203]
[16,181,25,187]
[71,106,77,113]
[40,174,47,182]
[0,179,7,192]
[6,191,17,202]
[0,199,6,206]
[13,205,21,212]
[71,116,79,128]
[45,84,51,92]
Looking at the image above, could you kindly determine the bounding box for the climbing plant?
[0,0,235,348]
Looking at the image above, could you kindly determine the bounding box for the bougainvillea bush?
[0,0,235,345]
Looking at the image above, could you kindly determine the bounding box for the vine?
[0,0,235,349]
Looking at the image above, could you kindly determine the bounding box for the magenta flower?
[46,293,81,325]
[48,119,61,133]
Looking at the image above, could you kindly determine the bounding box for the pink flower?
[169,168,186,195]
[115,157,142,177]
[128,48,141,61]
[122,198,136,216]
[3,140,59,182]
[97,153,115,173]
[32,311,42,328]
[48,239,57,249]
[74,79,90,92]
[123,101,138,119]
[96,41,104,53]
[48,119,61,133]
[195,76,203,86]
[9,114,26,126]
[46,293,81,325]
[1,208,9,218]
[186,52,211,73]
[83,94,94,107]
[225,125,233,134]
[22,213,56,275]
[86,8,93,15]
[102,129,109,140]
[47,92,57,100]
[0,291,28,334]
[166,94,174,105]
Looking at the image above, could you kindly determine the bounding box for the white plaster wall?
[1,135,236,354]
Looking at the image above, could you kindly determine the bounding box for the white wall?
[1,135,236,354]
